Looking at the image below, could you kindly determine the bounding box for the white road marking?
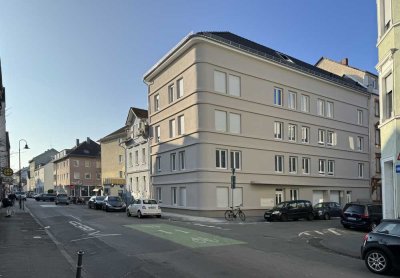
[44,226,50,229]
[69,221,95,232]
[70,233,121,242]
[69,215,82,222]
[158,230,172,234]
[314,230,324,235]
[328,228,341,236]
[298,231,311,237]
[40,205,57,208]
[33,236,42,239]
[191,237,219,244]
[175,229,190,234]
[193,223,216,228]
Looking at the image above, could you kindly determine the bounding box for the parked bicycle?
[224,206,246,221]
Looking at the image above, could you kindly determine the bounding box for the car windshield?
[143,200,157,205]
[96,196,105,201]
[274,202,287,209]
[108,197,122,202]
[314,203,323,209]
[58,194,67,197]
[344,204,364,214]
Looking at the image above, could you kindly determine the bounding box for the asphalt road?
[25,199,393,278]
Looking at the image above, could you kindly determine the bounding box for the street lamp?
[18,139,29,191]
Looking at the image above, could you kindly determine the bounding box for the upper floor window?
[289,156,297,174]
[229,113,241,134]
[374,99,380,117]
[357,136,364,151]
[375,126,381,146]
[177,78,184,99]
[178,115,185,135]
[358,163,364,178]
[230,150,241,170]
[228,75,241,97]
[317,99,325,116]
[376,154,381,173]
[155,126,160,143]
[385,73,393,119]
[170,153,176,171]
[274,122,283,140]
[85,160,91,167]
[179,151,186,170]
[381,0,392,33]
[216,149,227,169]
[154,94,160,112]
[169,119,176,138]
[156,156,161,172]
[288,91,297,110]
[85,173,91,179]
[129,152,133,166]
[327,160,335,176]
[326,101,334,118]
[214,71,226,93]
[301,95,310,113]
[118,155,123,164]
[215,110,227,132]
[215,110,241,134]
[318,159,326,175]
[357,110,363,125]
[73,160,79,167]
[302,157,310,174]
[318,129,325,145]
[168,84,175,103]
[275,155,284,173]
[327,131,336,146]
[274,88,283,106]
[142,148,146,164]
[288,124,297,142]
[301,126,310,144]
[135,150,139,165]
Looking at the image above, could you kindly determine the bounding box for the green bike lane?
[124,223,245,248]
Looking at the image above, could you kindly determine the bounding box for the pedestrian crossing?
[298,228,361,238]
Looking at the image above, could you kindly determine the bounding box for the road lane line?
[69,221,95,232]
[158,230,173,234]
[314,231,324,235]
[69,215,82,222]
[298,231,311,236]
[175,229,190,234]
[193,223,216,228]
[70,233,121,242]
[328,228,341,235]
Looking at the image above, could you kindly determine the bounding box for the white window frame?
[357,110,363,125]
[156,156,161,172]
[170,153,176,171]
[357,136,364,151]
[302,157,310,175]
[288,91,297,110]
[274,122,283,140]
[74,172,80,179]
[178,115,185,135]
[179,151,186,170]
[214,70,226,94]
[301,126,310,144]
[288,124,297,142]
[327,131,335,146]
[274,87,283,106]
[289,156,297,174]
[154,94,160,112]
[135,150,139,165]
[171,187,177,206]
[317,99,325,116]
[326,101,334,118]
[318,159,326,175]
[156,187,162,203]
[318,129,325,145]
[168,84,175,103]
[289,189,299,201]
[142,148,146,164]
[230,150,241,170]
[301,95,310,113]
[215,110,227,132]
[216,149,227,169]
[169,119,176,138]
[228,74,241,97]
[229,113,241,134]
[177,78,184,99]
[327,160,335,176]
[275,155,284,173]
[358,163,364,178]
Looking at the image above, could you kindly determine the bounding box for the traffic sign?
[2,167,14,176]
[396,165,400,173]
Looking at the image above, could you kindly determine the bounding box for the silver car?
[55,194,69,205]
[126,199,161,218]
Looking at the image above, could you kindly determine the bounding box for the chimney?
[87,137,90,144]
[76,139,79,147]
[340,58,349,66]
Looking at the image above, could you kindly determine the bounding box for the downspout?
[143,79,153,199]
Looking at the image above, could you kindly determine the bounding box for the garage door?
[330,191,340,203]
[313,190,324,205]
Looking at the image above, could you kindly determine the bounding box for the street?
[25,199,393,278]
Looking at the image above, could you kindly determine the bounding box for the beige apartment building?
[124,107,150,200]
[28,149,58,193]
[53,138,101,197]
[98,127,126,196]
[315,57,381,202]
[144,32,371,216]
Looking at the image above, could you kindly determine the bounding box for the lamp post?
[18,139,29,192]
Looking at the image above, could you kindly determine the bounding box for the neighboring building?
[376,0,399,218]
[124,107,150,200]
[34,162,54,193]
[53,138,101,197]
[13,167,29,192]
[315,57,381,202]
[144,32,371,216]
[98,127,126,196]
[28,149,58,192]
[0,60,11,198]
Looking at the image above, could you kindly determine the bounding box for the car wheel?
[342,224,350,229]
[280,214,288,221]
[324,213,330,220]
[156,215,161,218]
[365,249,391,274]
[307,213,314,221]
[127,210,131,217]
[137,211,142,218]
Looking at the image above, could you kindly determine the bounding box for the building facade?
[124,107,150,200]
[315,57,382,202]
[98,127,126,196]
[144,32,371,216]
[34,162,54,193]
[53,138,101,198]
[28,149,58,192]
[376,0,400,218]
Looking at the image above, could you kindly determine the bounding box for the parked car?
[264,200,314,221]
[102,196,126,212]
[341,202,382,231]
[35,193,56,202]
[27,191,35,198]
[126,198,162,218]
[361,219,400,274]
[55,194,69,205]
[313,202,341,220]
[15,191,27,201]
[88,196,105,210]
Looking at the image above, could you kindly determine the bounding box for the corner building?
[144,32,371,216]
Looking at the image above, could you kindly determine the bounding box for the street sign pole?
[231,168,236,209]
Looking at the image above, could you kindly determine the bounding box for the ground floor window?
[275,189,283,205]
[346,191,351,203]
[216,187,229,208]
[179,187,186,207]
[156,187,162,203]
[289,189,298,201]
[171,187,177,205]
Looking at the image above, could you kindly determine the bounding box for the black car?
[264,200,314,221]
[88,196,105,210]
[35,193,56,202]
[102,196,126,212]
[341,202,382,231]
[361,219,400,274]
[313,202,341,220]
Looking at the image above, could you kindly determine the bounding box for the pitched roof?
[315,57,378,78]
[131,107,148,119]
[28,148,59,165]
[98,126,126,143]
[53,138,100,163]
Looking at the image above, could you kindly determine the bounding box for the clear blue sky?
[0,0,378,170]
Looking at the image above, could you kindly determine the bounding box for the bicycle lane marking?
[124,223,245,249]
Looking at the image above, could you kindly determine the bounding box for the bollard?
[76,250,84,278]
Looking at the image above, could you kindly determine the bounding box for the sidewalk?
[162,212,264,223]
[0,203,74,278]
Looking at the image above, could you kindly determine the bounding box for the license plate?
[347,217,356,221]
[265,214,271,217]
[149,206,155,209]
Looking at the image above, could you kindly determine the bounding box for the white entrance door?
[275,189,283,205]
[330,191,340,203]
[313,190,324,205]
